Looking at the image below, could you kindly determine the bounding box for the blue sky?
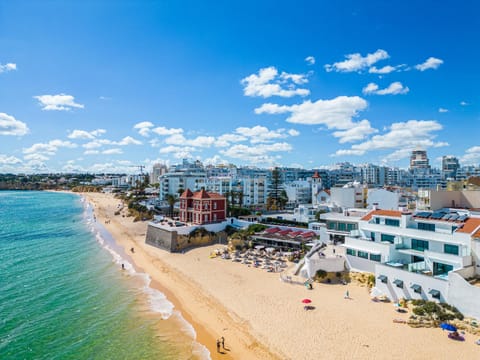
[0,0,479,174]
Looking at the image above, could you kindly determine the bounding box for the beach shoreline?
[81,191,277,360]
[80,191,480,360]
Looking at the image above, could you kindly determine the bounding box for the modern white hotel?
[344,208,480,319]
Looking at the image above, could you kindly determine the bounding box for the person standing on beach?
[221,336,225,349]
[344,289,349,299]
[216,339,220,352]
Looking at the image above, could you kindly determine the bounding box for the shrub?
[335,272,342,278]
[413,307,425,316]
[315,269,327,280]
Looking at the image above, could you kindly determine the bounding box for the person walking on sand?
[216,339,221,353]
[344,289,349,299]
[221,336,225,349]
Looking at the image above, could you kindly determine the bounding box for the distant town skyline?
[0,1,479,174]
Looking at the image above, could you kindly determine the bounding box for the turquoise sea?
[0,191,209,360]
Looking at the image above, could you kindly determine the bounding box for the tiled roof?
[179,189,194,198]
[456,218,480,234]
[206,192,225,199]
[361,209,403,221]
[192,189,210,199]
[473,229,480,238]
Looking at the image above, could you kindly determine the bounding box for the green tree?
[267,167,283,210]
[166,194,178,217]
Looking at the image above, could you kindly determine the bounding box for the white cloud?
[438,108,449,113]
[362,82,409,95]
[215,133,247,147]
[117,136,142,146]
[68,129,106,139]
[255,96,368,129]
[0,63,17,73]
[305,56,315,65]
[325,49,389,72]
[34,94,84,111]
[0,112,29,136]
[460,146,480,165]
[152,126,184,136]
[82,139,112,149]
[82,136,141,149]
[288,129,300,136]
[460,101,468,106]
[415,57,443,71]
[203,155,229,166]
[368,64,405,74]
[234,126,297,144]
[23,140,77,160]
[23,153,49,162]
[102,148,123,155]
[332,119,378,143]
[133,121,154,137]
[84,150,100,155]
[220,142,292,164]
[241,66,310,98]
[165,134,215,148]
[333,120,446,157]
[0,154,22,164]
[159,145,195,159]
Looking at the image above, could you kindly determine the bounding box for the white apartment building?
[284,180,311,206]
[330,182,367,209]
[344,208,480,319]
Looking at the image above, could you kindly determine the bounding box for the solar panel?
[457,215,468,221]
[442,214,451,220]
[449,215,458,221]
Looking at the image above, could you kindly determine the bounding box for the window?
[381,234,395,243]
[358,251,368,259]
[370,232,375,241]
[338,223,346,231]
[444,244,459,255]
[385,218,400,227]
[433,262,453,276]
[412,239,429,252]
[375,217,380,224]
[370,254,381,262]
[346,248,356,256]
[213,202,217,210]
[418,222,435,232]
[328,222,336,230]
[347,223,356,231]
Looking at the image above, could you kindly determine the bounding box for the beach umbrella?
[302,299,312,304]
[440,323,457,332]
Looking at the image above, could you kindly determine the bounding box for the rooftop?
[361,209,403,221]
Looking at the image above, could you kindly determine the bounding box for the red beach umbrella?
[302,299,312,304]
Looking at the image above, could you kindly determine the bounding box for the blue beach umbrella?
[440,323,457,332]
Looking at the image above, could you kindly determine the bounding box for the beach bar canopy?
[393,279,404,288]
[377,275,388,283]
[428,289,441,299]
[410,284,422,293]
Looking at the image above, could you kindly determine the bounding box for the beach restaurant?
[250,227,318,251]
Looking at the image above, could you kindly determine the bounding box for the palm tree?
[166,194,177,217]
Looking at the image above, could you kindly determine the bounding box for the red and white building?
[179,189,227,225]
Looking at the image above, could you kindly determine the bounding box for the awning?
[393,279,404,288]
[410,284,422,293]
[377,275,388,283]
[429,289,441,298]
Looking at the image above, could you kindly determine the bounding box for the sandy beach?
[82,192,480,360]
